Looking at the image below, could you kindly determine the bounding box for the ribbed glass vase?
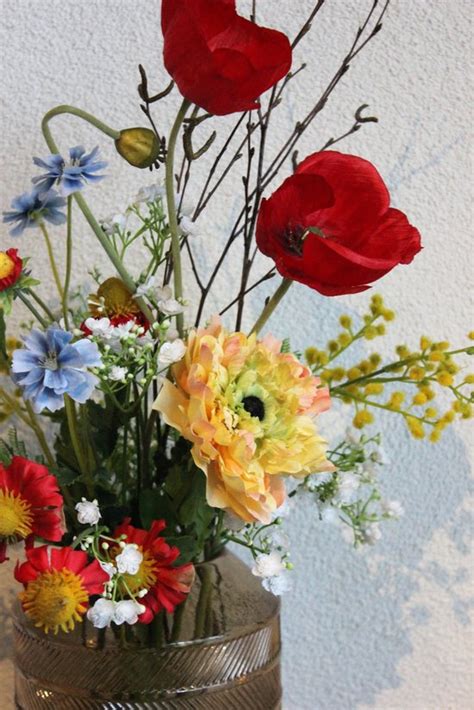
[13,550,281,709]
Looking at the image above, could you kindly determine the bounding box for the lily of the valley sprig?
[0,0,472,639]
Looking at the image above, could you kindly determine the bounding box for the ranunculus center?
[242,395,265,421]
[0,489,33,538]
[20,568,89,634]
[0,252,15,280]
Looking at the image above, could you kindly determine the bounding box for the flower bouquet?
[1,0,472,707]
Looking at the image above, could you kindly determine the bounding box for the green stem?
[333,389,435,425]
[250,277,293,335]
[27,289,55,322]
[23,400,56,468]
[40,107,154,324]
[64,396,94,496]
[62,197,73,329]
[39,223,63,300]
[170,599,187,643]
[165,99,191,336]
[41,105,120,143]
[16,291,48,328]
[194,564,214,639]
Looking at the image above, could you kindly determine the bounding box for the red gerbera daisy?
[112,518,195,623]
[15,545,109,634]
[0,248,22,292]
[0,456,64,563]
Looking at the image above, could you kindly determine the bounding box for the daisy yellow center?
[0,489,33,539]
[118,549,157,595]
[0,252,14,280]
[20,568,89,634]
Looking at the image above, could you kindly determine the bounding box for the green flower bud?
[115,127,160,168]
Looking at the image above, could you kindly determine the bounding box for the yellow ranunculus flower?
[154,318,335,523]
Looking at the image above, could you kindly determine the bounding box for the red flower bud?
[256,151,422,296]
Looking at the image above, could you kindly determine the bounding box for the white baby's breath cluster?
[299,431,404,547]
[74,500,151,629]
[224,497,294,597]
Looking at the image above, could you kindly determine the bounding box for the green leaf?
[139,488,179,531]
[53,467,82,487]
[164,535,199,565]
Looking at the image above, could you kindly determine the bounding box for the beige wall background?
[0,1,473,708]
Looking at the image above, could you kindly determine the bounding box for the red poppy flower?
[0,248,22,292]
[256,151,422,296]
[112,518,195,622]
[15,545,109,634]
[161,0,292,115]
[0,456,64,563]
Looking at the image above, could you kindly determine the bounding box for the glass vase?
[13,549,281,709]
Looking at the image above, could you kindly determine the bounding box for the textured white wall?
[0,1,473,708]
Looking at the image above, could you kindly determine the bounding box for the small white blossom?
[269,529,290,549]
[108,366,128,382]
[165,327,180,342]
[84,317,114,340]
[134,183,165,204]
[361,522,382,545]
[135,276,156,298]
[371,447,391,466]
[381,500,404,518]
[336,472,360,504]
[158,298,185,316]
[156,285,172,301]
[252,551,285,579]
[320,505,340,525]
[158,339,186,367]
[99,561,117,579]
[115,545,143,575]
[345,428,359,445]
[310,472,334,488]
[75,498,101,525]
[113,600,146,625]
[262,571,293,596]
[101,213,128,235]
[87,598,116,628]
[179,216,199,236]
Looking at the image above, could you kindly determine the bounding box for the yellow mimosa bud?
[420,336,432,350]
[115,127,160,168]
[347,367,362,380]
[429,429,441,443]
[428,351,444,362]
[425,407,438,419]
[339,315,352,329]
[396,345,410,359]
[436,371,453,387]
[305,347,318,365]
[464,374,474,384]
[332,367,346,381]
[369,353,382,367]
[364,326,377,340]
[409,366,425,381]
[406,416,424,439]
[376,324,386,336]
[468,331,474,341]
[365,383,384,395]
[338,332,351,347]
[382,309,395,322]
[388,392,405,410]
[413,392,427,406]
[353,409,374,429]
[328,340,339,353]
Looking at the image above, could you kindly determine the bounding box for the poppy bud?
[115,128,160,169]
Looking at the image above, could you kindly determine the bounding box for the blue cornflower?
[32,145,107,197]
[2,189,66,237]
[11,327,102,413]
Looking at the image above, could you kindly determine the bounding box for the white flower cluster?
[302,430,403,547]
[87,598,146,628]
[251,551,293,596]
